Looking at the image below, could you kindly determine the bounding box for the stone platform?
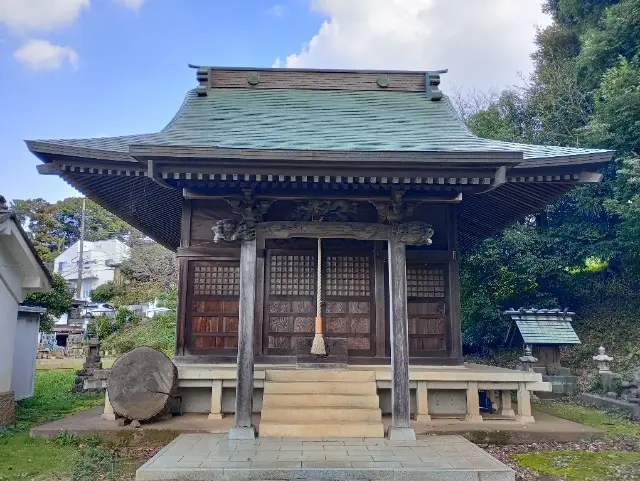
[136,434,514,481]
[30,407,603,444]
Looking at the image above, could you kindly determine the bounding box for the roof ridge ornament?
[188,64,210,97]
[425,69,448,101]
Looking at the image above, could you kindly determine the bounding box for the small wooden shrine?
[505,308,581,376]
[28,67,613,438]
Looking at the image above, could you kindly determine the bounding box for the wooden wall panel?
[186,260,240,353]
[407,265,447,353]
[210,69,425,92]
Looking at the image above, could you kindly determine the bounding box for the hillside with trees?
[460,0,640,380]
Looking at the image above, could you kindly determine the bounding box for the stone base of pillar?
[415,414,432,422]
[501,409,516,417]
[464,414,484,423]
[515,415,536,424]
[0,391,15,427]
[387,426,416,441]
[229,426,256,440]
[101,413,119,421]
[208,413,224,420]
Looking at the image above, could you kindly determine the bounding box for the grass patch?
[0,371,106,480]
[0,371,103,481]
[1,370,164,481]
[515,450,640,481]
[14,370,104,429]
[536,401,640,436]
[102,313,176,357]
[0,432,79,480]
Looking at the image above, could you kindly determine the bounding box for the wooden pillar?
[229,238,257,439]
[175,258,189,357]
[447,205,463,363]
[373,241,387,358]
[387,237,416,440]
[516,383,535,424]
[500,390,515,417]
[208,380,223,420]
[465,381,483,422]
[415,381,431,422]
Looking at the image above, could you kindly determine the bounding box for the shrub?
[88,315,115,339]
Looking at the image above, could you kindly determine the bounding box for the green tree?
[89,282,123,303]
[11,197,135,263]
[460,0,640,349]
[23,274,74,332]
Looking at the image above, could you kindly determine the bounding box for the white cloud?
[0,0,144,31]
[112,0,145,11]
[278,0,552,91]
[14,39,79,71]
[0,0,89,30]
[268,4,284,17]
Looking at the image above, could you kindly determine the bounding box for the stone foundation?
[0,391,16,427]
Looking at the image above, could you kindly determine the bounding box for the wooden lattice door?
[264,250,317,355]
[264,249,376,357]
[323,254,376,356]
[186,260,240,354]
[406,265,447,353]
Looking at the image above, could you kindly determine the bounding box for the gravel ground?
[481,437,640,481]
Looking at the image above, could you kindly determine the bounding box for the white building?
[54,239,130,300]
[1,200,51,426]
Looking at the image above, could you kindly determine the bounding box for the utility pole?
[75,197,86,299]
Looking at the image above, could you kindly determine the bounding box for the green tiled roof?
[29,88,610,163]
[505,309,581,345]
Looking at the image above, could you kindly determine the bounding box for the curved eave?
[457,182,576,249]
[53,164,182,251]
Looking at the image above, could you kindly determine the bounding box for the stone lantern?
[519,345,538,372]
[593,346,613,373]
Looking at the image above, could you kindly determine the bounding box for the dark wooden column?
[229,238,257,440]
[447,205,463,363]
[387,236,416,440]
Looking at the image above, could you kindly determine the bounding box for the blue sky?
[0,0,549,204]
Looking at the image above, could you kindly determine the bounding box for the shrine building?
[28,67,613,439]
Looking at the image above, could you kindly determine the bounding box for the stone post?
[415,381,431,422]
[101,390,119,421]
[387,237,415,440]
[465,381,483,422]
[208,379,223,420]
[229,238,257,440]
[515,383,535,423]
[500,390,515,417]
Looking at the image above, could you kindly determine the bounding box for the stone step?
[259,422,385,438]
[261,406,382,423]
[265,369,375,383]
[262,393,380,409]
[264,381,377,395]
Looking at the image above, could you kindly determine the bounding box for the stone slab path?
[136,434,514,480]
